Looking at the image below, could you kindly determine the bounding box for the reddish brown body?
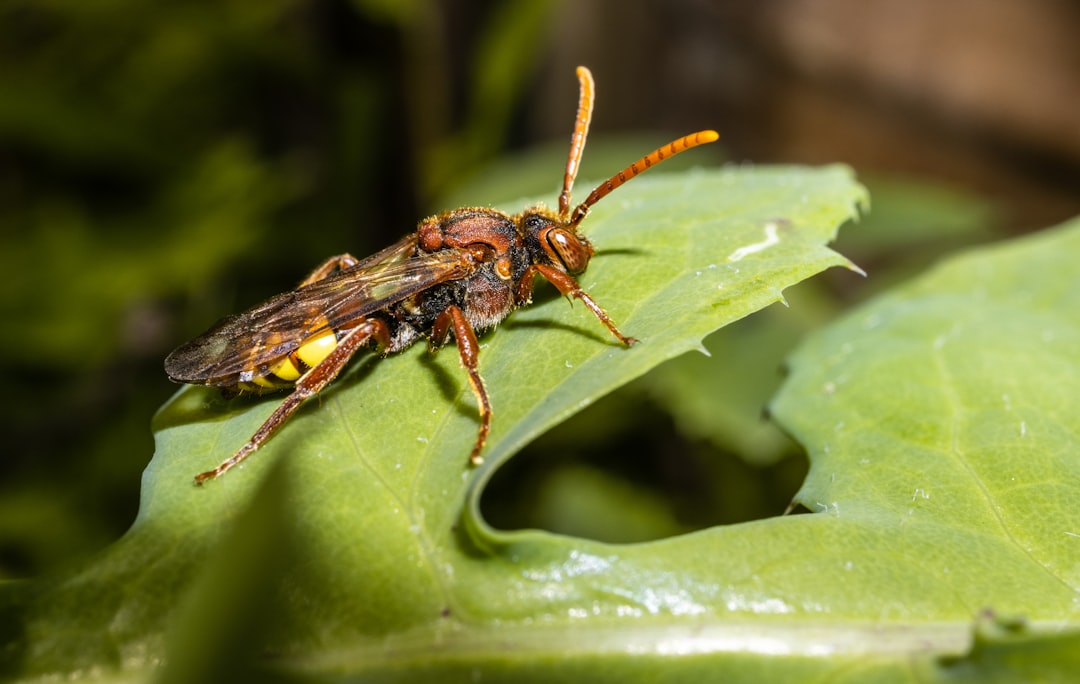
[165,66,718,484]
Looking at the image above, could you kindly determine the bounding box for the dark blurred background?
[2,0,1078,577]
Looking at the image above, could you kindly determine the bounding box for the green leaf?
[770,219,1080,672]
[772,215,1080,588]
[3,165,866,681]
[640,174,1004,468]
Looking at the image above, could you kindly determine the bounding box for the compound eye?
[545,228,591,274]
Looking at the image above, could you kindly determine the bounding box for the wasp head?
[519,210,594,275]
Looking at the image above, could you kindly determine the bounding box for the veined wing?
[165,238,477,385]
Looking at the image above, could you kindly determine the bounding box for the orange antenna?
[559,66,596,218]
[569,129,720,227]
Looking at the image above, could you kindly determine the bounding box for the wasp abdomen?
[242,326,340,391]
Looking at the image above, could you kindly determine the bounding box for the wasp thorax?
[418,210,516,259]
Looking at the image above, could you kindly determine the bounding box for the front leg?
[430,305,492,466]
[515,264,638,346]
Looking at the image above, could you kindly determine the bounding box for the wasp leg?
[194,317,392,485]
[515,264,638,346]
[299,253,361,286]
[430,305,491,466]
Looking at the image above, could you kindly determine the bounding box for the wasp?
[166,66,718,484]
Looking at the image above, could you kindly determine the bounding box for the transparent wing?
[165,236,476,385]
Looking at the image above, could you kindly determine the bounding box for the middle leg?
[431,305,492,465]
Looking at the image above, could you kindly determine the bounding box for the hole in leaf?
[480,384,807,543]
